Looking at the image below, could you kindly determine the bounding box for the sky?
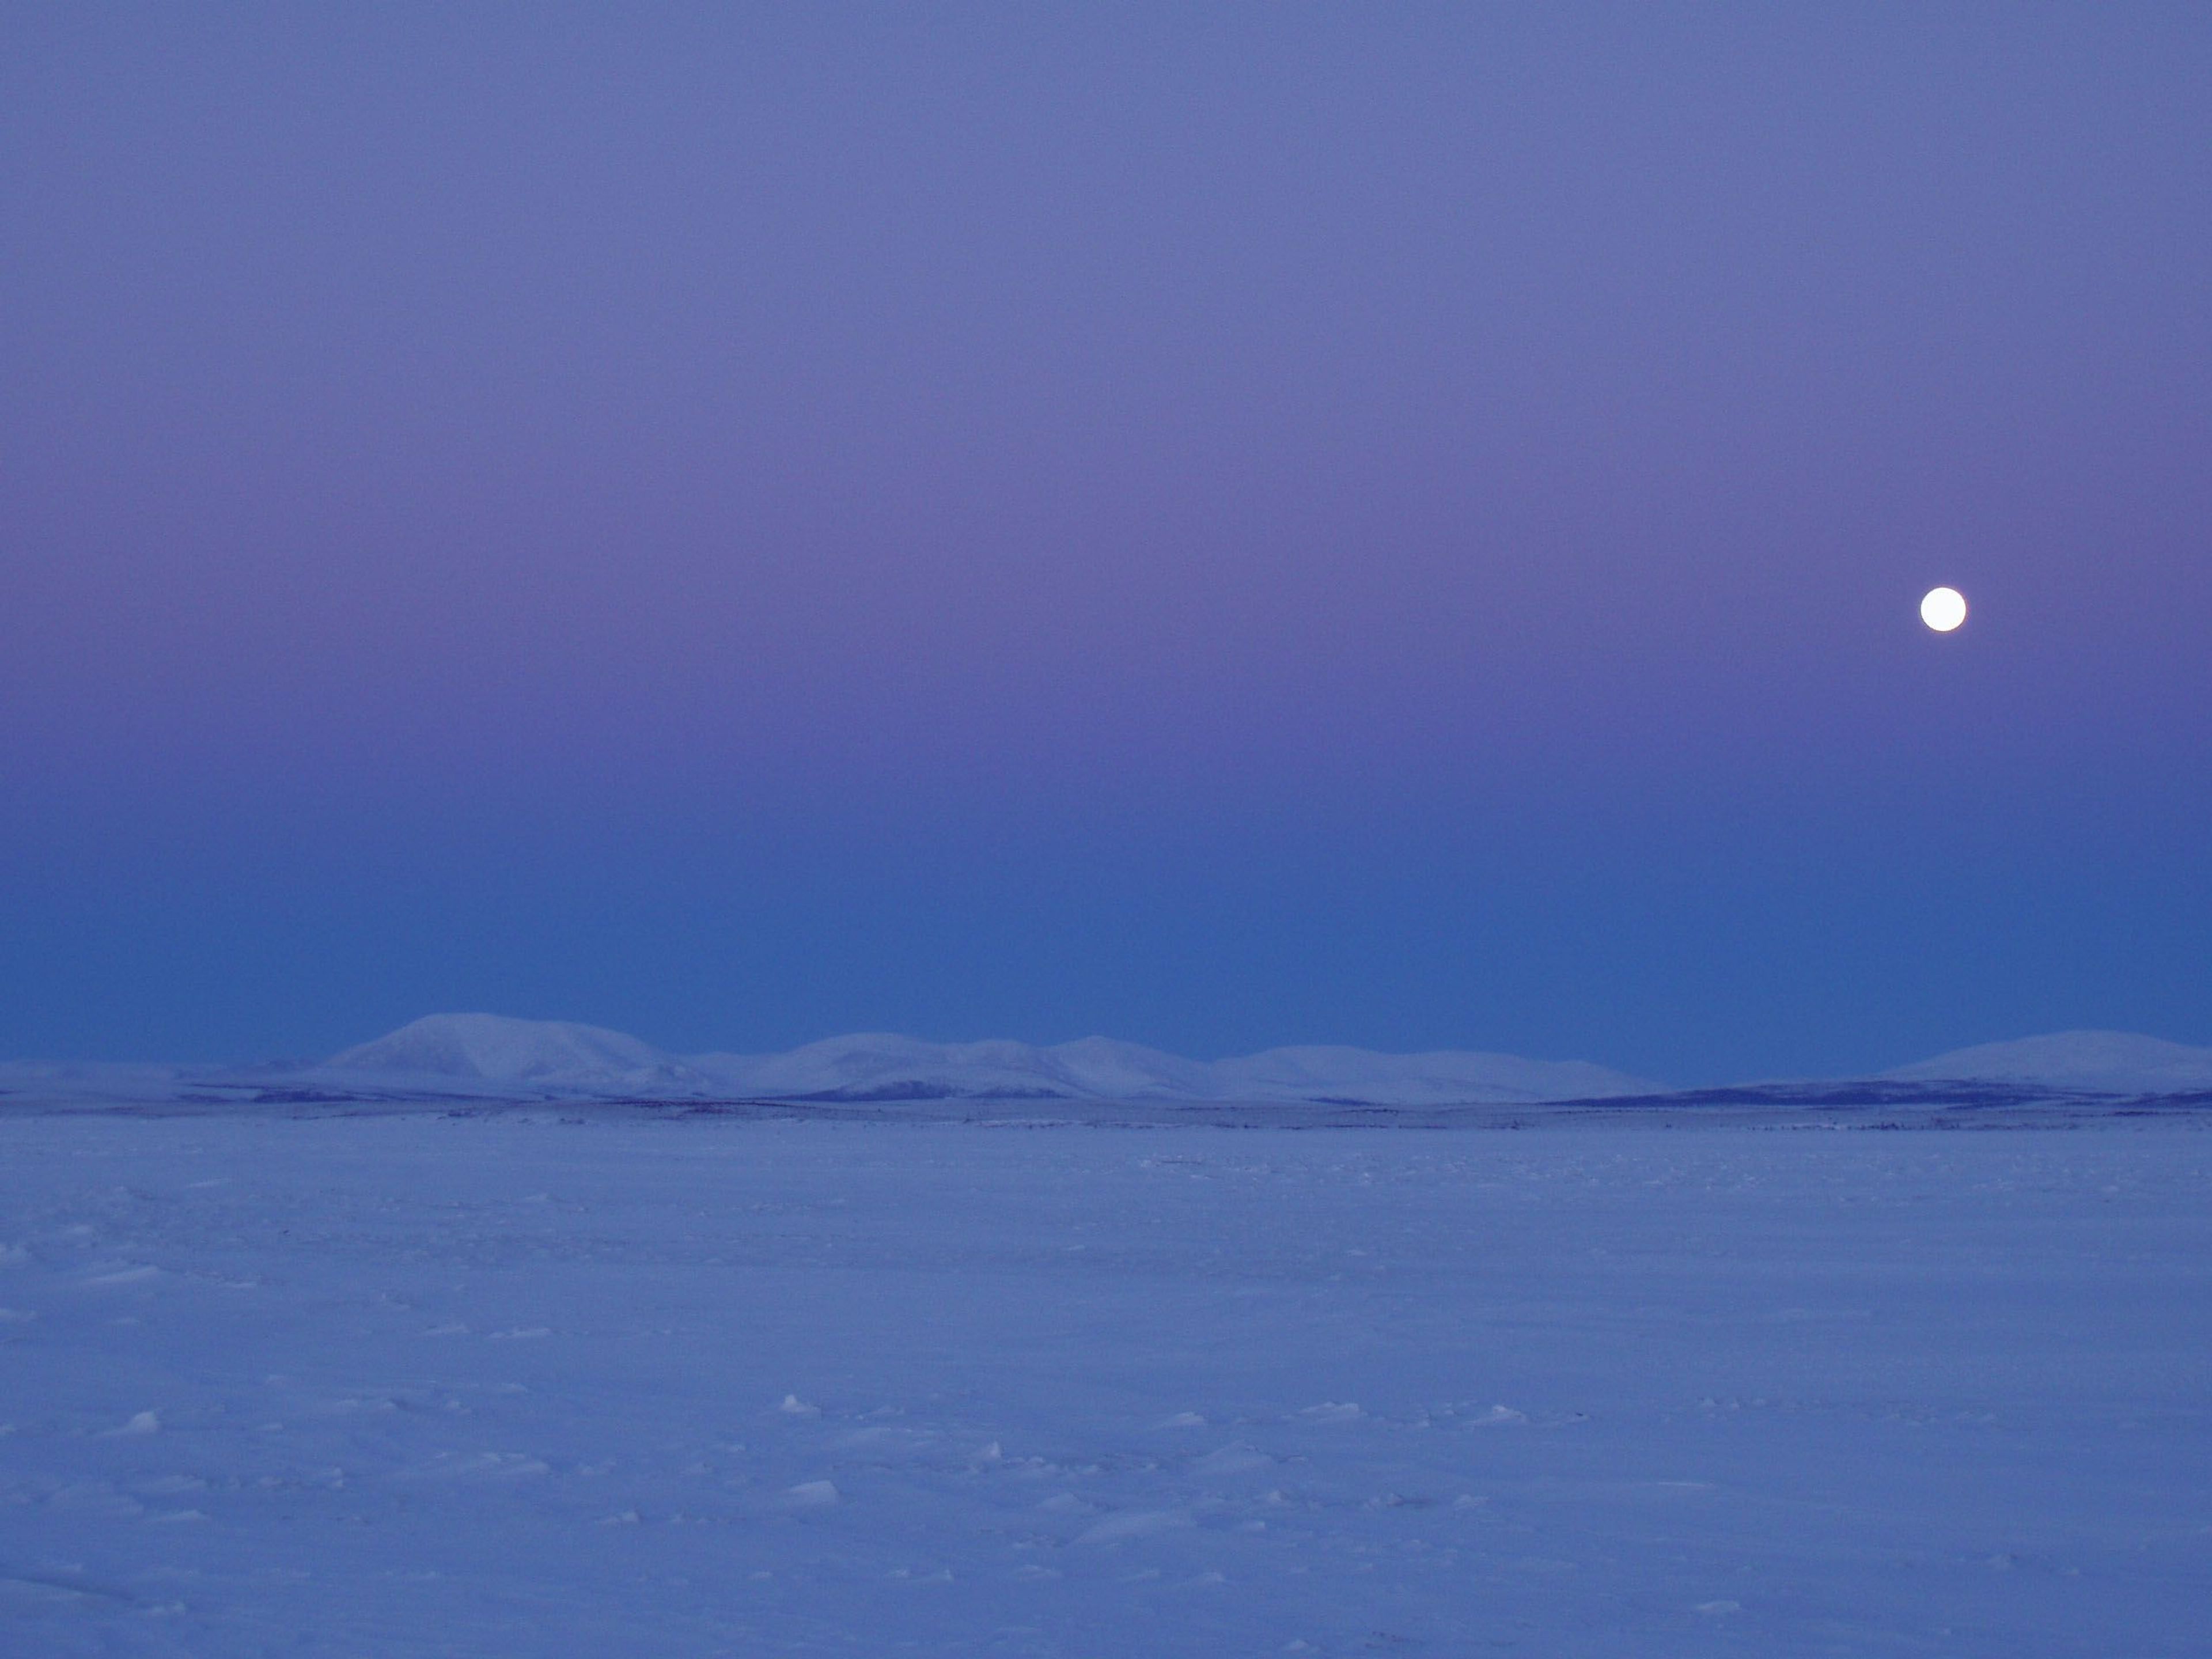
[3,3,2207,1083]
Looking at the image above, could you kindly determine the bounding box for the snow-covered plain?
[2,1113,2208,1657]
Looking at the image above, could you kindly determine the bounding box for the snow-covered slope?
[24,1018,2205,1111]
[310,1016,1659,1104]
[691,1033,1656,1104]
[323,1013,718,1096]
[690,1035,1218,1102]
[1884,1031,2212,1095]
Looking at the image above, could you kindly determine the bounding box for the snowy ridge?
[687,1034,1222,1103]
[318,1016,1664,1105]
[1880,1030,2212,1094]
[327,1013,719,1095]
[7,1016,2211,1111]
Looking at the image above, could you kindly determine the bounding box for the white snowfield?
[10,1014,2206,1109]
[0,1114,2205,1657]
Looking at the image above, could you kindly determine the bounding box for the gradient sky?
[4,4,2207,1082]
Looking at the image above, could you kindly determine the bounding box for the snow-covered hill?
[684,1032,1656,1105]
[688,1035,1219,1102]
[308,1015,1662,1105]
[12,1018,2209,1111]
[1883,1031,2212,1096]
[323,1014,719,1096]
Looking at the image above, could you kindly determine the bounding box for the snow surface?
[1,1112,2206,1656]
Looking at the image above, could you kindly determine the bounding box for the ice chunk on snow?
[81,1264,161,1287]
[399,1452,549,1482]
[1075,1508,1194,1544]
[1194,1443,1274,1475]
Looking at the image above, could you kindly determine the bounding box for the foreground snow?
[1,1116,2206,1656]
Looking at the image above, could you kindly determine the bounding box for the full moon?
[1920,586,1967,632]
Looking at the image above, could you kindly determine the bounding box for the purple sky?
[4,5,2207,1080]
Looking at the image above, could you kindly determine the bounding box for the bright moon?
[1920,586,1967,632]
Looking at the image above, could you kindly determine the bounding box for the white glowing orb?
[1919,586,1967,632]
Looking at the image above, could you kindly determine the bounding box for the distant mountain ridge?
[5,1019,2209,1111]
[324,1015,1664,1106]
[329,1014,720,1095]
[1881,1031,2212,1095]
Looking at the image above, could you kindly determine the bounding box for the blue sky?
[3,5,2206,1079]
